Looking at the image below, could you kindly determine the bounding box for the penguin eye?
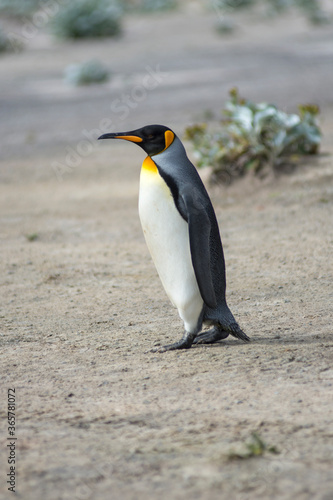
[146,134,155,139]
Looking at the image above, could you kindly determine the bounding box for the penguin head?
[98,124,175,156]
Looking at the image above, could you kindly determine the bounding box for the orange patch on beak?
[116,135,143,143]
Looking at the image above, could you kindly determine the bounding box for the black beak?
[98,133,118,140]
[98,132,143,143]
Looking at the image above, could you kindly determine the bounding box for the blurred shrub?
[124,0,178,12]
[0,26,10,52]
[184,88,321,184]
[213,0,255,8]
[268,0,330,23]
[0,25,23,52]
[0,0,42,18]
[212,0,330,24]
[215,18,236,34]
[64,60,110,85]
[52,0,123,39]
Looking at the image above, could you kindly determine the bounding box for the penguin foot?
[193,326,230,345]
[228,322,250,342]
[150,331,196,353]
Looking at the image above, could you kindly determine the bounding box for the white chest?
[138,160,203,326]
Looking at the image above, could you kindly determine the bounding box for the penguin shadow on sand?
[189,334,321,349]
[99,124,250,353]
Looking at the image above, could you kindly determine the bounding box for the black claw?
[193,326,230,345]
[150,331,196,353]
[229,323,250,342]
[193,323,250,344]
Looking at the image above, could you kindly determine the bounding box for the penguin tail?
[228,322,250,342]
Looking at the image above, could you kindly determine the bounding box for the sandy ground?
[1,6,333,500]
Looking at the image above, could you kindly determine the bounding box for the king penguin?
[98,124,250,352]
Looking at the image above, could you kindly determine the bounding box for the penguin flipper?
[181,188,217,309]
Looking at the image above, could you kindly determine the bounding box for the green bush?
[226,432,279,460]
[0,26,9,52]
[212,0,330,24]
[124,0,178,13]
[52,0,123,39]
[0,0,42,18]
[0,26,10,52]
[0,25,23,52]
[184,88,321,184]
[64,60,110,85]
[268,0,330,24]
[213,0,255,9]
[137,0,177,12]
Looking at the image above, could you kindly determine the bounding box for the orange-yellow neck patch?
[164,130,174,150]
[156,130,174,155]
[142,155,158,173]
